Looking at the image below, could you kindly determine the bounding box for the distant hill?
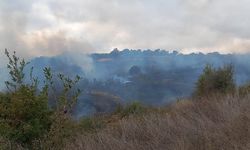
[1,49,250,117]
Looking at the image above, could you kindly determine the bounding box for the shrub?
[116,101,145,117]
[239,83,250,97]
[195,64,235,97]
[79,117,105,132]
[38,114,77,150]
[0,49,81,146]
[0,50,51,144]
[1,86,51,143]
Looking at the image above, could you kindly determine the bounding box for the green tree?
[195,64,235,97]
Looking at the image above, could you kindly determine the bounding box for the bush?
[116,101,146,117]
[38,114,77,150]
[0,50,51,144]
[239,83,250,97]
[0,86,51,143]
[195,64,235,97]
[0,49,81,146]
[79,117,105,132]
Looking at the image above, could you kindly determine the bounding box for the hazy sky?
[1,0,250,59]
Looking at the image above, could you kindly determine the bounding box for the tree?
[129,65,141,76]
[194,64,235,97]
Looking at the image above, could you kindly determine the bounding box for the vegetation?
[1,50,250,150]
[62,93,250,150]
[115,101,146,117]
[239,82,250,97]
[194,64,235,97]
[0,86,51,144]
[0,49,81,148]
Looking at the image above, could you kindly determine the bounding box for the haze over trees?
[0,49,248,118]
[1,49,250,149]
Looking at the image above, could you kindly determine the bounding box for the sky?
[1,0,250,61]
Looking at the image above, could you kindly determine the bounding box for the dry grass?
[63,94,250,150]
[0,137,25,150]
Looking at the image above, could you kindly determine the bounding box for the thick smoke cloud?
[0,0,95,67]
[1,0,250,65]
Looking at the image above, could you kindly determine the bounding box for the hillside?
[63,93,250,150]
[2,93,250,150]
[1,49,250,118]
[1,50,250,150]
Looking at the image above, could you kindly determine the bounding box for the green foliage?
[0,50,50,144]
[79,117,104,132]
[57,73,81,113]
[0,86,51,143]
[239,83,250,97]
[4,49,29,92]
[116,101,145,117]
[195,64,236,97]
[39,114,77,150]
[43,67,81,114]
[0,49,82,146]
